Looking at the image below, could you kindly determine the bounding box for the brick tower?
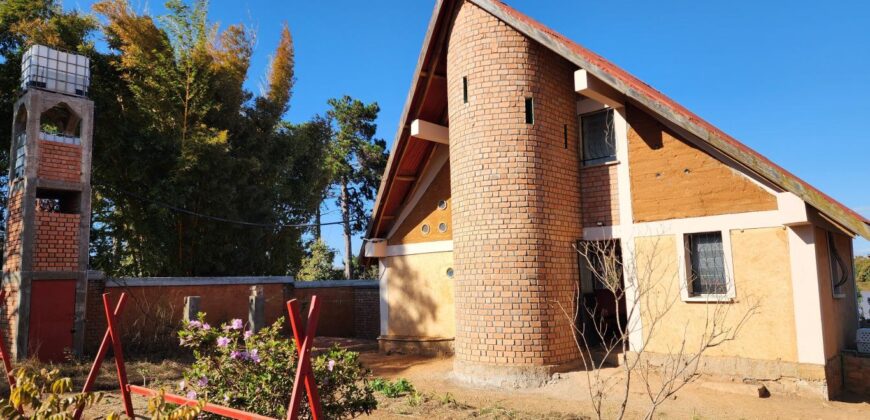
[3,45,93,361]
[446,1,583,386]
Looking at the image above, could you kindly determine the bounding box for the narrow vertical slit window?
[525,97,534,124]
[564,124,568,149]
[462,76,468,104]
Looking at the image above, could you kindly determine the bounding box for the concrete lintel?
[410,119,449,144]
[574,69,624,109]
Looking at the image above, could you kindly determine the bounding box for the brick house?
[363,0,870,398]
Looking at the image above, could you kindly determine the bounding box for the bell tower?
[3,45,93,361]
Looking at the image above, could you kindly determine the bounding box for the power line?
[96,184,358,229]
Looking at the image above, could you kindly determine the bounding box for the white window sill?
[582,159,620,169]
[681,295,735,303]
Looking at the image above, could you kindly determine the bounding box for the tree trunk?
[340,179,352,280]
[314,201,322,241]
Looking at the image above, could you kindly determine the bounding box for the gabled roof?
[365,0,870,246]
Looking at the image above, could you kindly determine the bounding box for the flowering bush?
[177,314,377,419]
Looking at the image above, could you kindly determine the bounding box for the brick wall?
[581,163,620,227]
[37,140,81,183]
[1,189,24,356]
[83,279,380,354]
[447,0,581,372]
[842,351,870,396]
[353,287,380,339]
[34,210,79,271]
[4,189,24,273]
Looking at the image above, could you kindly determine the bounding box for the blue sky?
[62,0,870,260]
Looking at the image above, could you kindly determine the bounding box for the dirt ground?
[27,338,870,419]
[361,352,870,420]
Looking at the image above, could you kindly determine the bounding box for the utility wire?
[96,184,359,229]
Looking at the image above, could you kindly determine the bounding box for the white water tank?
[20,44,90,97]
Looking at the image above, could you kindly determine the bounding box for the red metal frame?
[286,296,323,420]
[75,292,324,420]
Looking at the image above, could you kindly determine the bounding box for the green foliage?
[0,367,102,419]
[297,239,343,281]
[177,314,377,419]
[856,256,870,284]
[82,0,326,276]
[323,96,388,278]
[370,377,415,398]
[144,388,204,420]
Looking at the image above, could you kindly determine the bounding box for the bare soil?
[10,338,868,419]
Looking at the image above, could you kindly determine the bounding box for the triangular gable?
[366,0,870,244]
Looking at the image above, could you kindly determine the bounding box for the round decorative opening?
[421,224,430,235]
[438,222,448,233]
[438,200,448,210]
[446,268,454,278]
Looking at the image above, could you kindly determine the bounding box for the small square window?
[580,109,616,165]
[686,232,727,296]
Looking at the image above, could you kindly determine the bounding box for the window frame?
[677,230,736,302]
[578,106,618,167]
[826,230,851,299]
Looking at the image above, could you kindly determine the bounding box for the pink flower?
[186,390,197,400]
[217,336,230,347]
[244,330,253,340]
[328,360,336,372]
[197,376,208,387]
[231,319,243,330]
[188,320,202,329]
[230,350,242,360]
[249,349,261,364]
[202,323,211,331]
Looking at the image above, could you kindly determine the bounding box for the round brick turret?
[447,1,583,386]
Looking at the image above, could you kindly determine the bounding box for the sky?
[61,0,870,261]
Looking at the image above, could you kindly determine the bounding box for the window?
[462,77,468,104]
[525,97,534,124]
[577,240,622,295]
[580,108,616,165]
[827,231,850,298]
[685,232,727,296]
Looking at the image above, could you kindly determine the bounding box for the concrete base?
[379,336,454,357]
[453,359,581,388]
[633,351,834,400]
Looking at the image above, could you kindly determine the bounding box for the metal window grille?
[20,45,90,97]
[13,132,26,179]
[687,232,726,295]
[581,108,617,165]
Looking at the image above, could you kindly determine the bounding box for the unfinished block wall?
[37,140,82,183]
[34,210,80,271]
[447,0,582,386]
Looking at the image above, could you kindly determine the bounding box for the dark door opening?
[576,240,626,348]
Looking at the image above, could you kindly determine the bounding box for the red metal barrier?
[287,296,323,420]
[75,292,324,420]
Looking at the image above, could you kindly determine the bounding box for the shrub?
[370,377,415,398]
[177,314,376,419]
[0,367,102,419]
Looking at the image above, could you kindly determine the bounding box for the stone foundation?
[379,336,454,357]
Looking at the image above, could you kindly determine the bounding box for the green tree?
[856,255,870,285]
[86,0,324,276]
[296,239,343,281]
[324,96,388,279]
